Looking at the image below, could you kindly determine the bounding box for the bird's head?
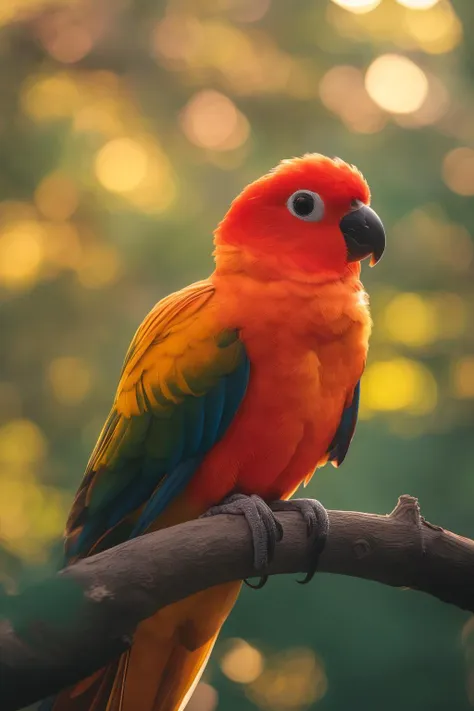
[214,153,385,283]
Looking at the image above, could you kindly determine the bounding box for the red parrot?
[45,153,385,711]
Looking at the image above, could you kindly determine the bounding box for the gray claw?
[269,498,329,584]
[202,493,283,574]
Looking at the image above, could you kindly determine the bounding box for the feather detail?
[64,278,250,561]
[326,380,361,467]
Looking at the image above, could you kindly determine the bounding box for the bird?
[46,153,385,711]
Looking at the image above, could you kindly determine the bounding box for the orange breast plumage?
[187,268,371,506]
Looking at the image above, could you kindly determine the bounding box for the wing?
[65,279,250,562]
[326,379,360,467]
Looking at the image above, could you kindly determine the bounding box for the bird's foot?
[268,498,329,584]
[201,493,283,589]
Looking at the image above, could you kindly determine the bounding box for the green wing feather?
[65,280,250,561]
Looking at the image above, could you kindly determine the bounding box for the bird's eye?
[287,190,325,222]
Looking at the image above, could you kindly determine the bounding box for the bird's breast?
[187,272,370,508]
[188,333,359,507]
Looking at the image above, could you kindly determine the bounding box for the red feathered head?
[215,153,385,283]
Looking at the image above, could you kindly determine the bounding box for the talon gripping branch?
[44,153,385,711]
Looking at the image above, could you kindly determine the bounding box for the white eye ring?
[286,190,325,222]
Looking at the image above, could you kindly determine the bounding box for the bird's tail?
[45,581,241,711]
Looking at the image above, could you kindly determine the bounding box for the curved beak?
[339,204,386,267]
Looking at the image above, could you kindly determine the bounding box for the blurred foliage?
[0,0,473,709]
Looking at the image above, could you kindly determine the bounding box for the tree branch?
[1,495,474,711]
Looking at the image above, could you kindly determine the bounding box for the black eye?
[287,190,325,222]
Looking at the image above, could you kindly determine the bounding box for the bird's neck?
[212,246,372,347]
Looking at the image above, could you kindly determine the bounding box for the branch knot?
[390,495,422,526]
[353,538,371,559]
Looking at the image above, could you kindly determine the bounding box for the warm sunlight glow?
[320,66,362,113]
[227,0,271,23]
[365,54,428,114]
[181,91,250,151]
[404,1,462,54]
[330,0,382,12]
[442,148,474,196]
[152,14,201,63]
[186,684,218,711]
[21,73,81,120]
[452,357,474,399]
[319,65,385,133]
[220,639,264,684]
[122,146,177,215]
[40,13,93,65]
[0,476,68,561]
[396,0,440,8]
[0,419,47,466]
[0,220,44,290]
[384,293,437,347]
[394,74,449,127]
[363,359,437,414]
[35,172,79,221]
[95,138,149,193]
[0,417,66,560]
[246,648,327,710]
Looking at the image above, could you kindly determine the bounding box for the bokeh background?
[0,0,473,709]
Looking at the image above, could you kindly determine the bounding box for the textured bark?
[1,495,474,711]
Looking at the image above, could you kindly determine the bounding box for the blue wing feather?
[326,380,360,466]
[66,345,250,562]
[133,359,250,536]
[131,457,203,536]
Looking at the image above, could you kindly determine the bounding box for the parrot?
[44,153,385,711]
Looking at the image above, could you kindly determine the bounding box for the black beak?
[339,204,386,267]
